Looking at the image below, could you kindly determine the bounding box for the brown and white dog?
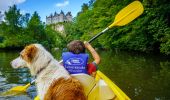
[11,44,86,100]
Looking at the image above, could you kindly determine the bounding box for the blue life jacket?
[62,52,89,74]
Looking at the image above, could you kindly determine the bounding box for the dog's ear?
[21,44,37,63]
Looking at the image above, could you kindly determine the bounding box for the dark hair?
[67,40,85,54]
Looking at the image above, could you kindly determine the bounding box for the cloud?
[0,0,26,13]
[55,0,69,7]
[15,0,26,4]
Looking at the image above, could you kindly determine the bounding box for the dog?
[11,44,86,100]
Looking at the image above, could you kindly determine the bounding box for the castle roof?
[60,10,64,15]
[66,12,72,16]
[54,12,59,16]
[46,13,53,18]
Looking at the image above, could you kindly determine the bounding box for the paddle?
[0,80,35,96]
[0,83,31,96]
[1,0,144,97]
[88,1,144,43]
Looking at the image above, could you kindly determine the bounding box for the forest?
[0,0,170,55]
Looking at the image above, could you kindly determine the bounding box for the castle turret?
[66,12,72,22]
[46,13,53,25]
[53,12,59,23]
[54,11,57,16]
[60,10,64,15]
[59,10,64,22]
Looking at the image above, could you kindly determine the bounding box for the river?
[0,49,170,100]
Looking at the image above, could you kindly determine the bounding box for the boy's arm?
[84,41,100,64]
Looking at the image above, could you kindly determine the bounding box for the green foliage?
[64,22,83,42]
[81,3,89,12]
[4,5,22,30]
[0,5,67,49]
[45,26,66,48]
[64,0,170,54]
[26,11,49,47]
[0,5,24,48]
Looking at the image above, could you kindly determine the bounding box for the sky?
[0,0,89,22]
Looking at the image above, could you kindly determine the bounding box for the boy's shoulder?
[62,52,89,56]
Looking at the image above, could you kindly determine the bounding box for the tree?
[82,3,89,12]
[21,13,30,27]
[0,5,25,48]
[4,5,22,33]
[88,0,95,8]
[45,25,67,48]
[0,5,67,49]
[64,22,83,42]
[27,11,48,45]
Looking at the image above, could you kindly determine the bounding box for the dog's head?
[11,44,53,75]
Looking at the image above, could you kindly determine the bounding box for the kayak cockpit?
[72,74,116,100]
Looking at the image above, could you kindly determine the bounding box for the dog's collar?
[35,59,52,78]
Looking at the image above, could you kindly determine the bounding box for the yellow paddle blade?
[109,1,144,28]
[10,83,31,91]
[0,83,31,96]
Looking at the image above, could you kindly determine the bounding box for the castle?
[46,11,72,25]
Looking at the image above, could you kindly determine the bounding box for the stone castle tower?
[46,10,72,25]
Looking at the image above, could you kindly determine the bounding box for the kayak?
[72,70,131,100]
[96,71,130,100]
[34,70,130,100]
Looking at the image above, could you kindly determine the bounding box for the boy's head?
[67,40,85,54]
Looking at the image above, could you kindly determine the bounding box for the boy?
[62,40,100,76]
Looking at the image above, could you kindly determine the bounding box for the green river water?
[0,49,170,100]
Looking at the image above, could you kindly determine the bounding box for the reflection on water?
[98,50,170,100]
[0,49,170,100]
[0,50,36,99]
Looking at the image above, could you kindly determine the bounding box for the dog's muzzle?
[11,57,27,68]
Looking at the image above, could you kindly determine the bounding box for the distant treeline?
[0,5,66,49]
[1,0,170,55]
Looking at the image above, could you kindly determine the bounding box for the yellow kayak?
[35,70,130,100]
[95,71,130,100]
[72,70,131,100]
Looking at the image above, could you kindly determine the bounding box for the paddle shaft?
[88,27,109,43]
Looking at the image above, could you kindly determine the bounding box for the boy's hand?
[84,41,91,48]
